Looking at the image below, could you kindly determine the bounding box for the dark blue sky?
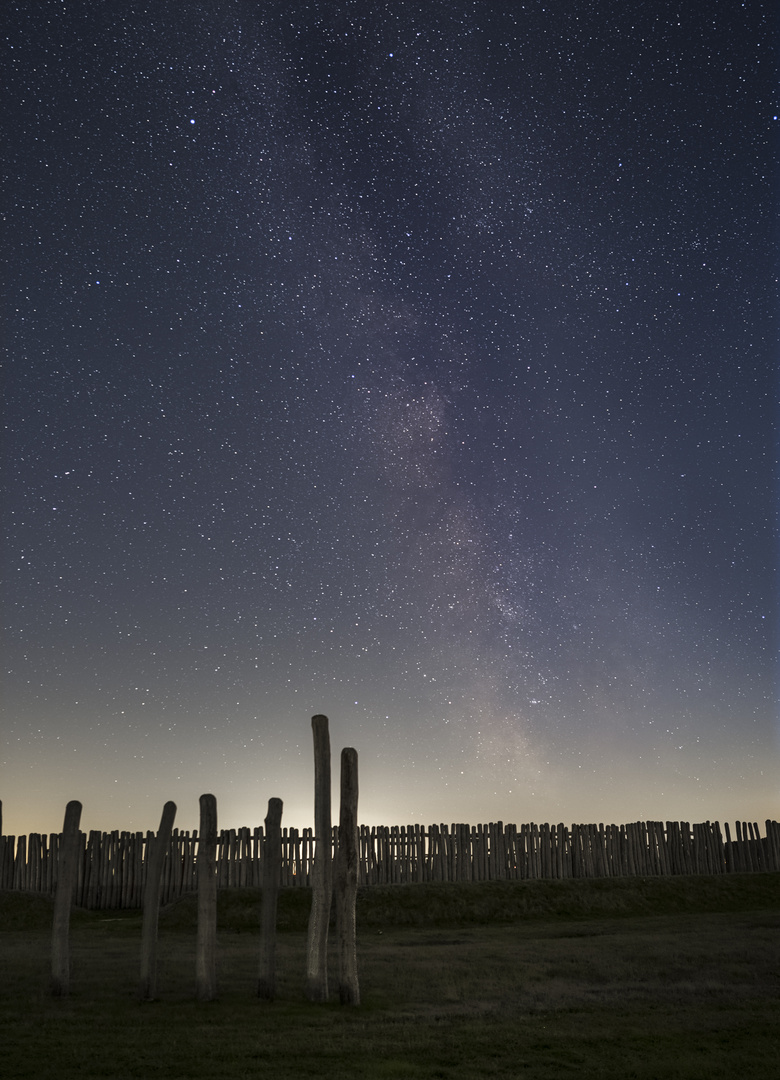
[3,0,777,835]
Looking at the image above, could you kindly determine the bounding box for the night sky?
[3,1,777,838]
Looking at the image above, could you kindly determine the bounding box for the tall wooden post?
[257,797,283,999]
[336,747,359,1005]
[196,793,218,1001]
[139,800,177,1000]
[305,714,332,1002]
[51,800,82,996]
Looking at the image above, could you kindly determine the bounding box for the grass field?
[1,874,779,1079]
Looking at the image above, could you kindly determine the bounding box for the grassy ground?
[1,874,779,1079]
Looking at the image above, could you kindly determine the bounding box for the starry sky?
[3,0,777,838]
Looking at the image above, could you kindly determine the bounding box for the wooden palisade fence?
[1,818,778,911]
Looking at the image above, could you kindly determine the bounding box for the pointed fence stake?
[257,797,283,999]
[51,800,82,996]
[139,800,177,1000]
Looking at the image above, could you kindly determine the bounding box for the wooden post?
[139,800,177,1000]
[336,747,359,1006]
[305,714,332,1002]
[51,800,82,996]
[196,794,218,1001]
[766,820,780,871]
[540,823,550,878]
[257,797,283,999]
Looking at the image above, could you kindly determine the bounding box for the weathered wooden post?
[257,796,283,999]
[336,747,359,1005]
[196,793,218,1001]
[51,800,82,996]
[139,800,177,1000]
[305,713,332,1002]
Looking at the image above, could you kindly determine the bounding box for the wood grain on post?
[336,747,359,1005]
[305,714,332,1002]
[258,797,283,999]
[196,793,218,1001]
[51,800,82,996]
[139,800,177,1001]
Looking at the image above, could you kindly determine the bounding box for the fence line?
[1,819,778,911]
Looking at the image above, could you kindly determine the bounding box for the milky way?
[3,1,777,834]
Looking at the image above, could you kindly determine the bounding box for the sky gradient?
[3,0,777,837]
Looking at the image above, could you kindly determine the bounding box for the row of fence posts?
[3,817,779,906]
[9,715,361,1004]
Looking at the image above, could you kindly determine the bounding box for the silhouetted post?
[336,747,359,1005]
[51,800,82,996]
[196,793,218,1001]
[257,797,283,999]
[305,714,332,1001]
[0,799,5,891]
[139,800,177,1000]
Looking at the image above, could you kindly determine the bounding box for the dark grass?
[1,874,779,1079]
